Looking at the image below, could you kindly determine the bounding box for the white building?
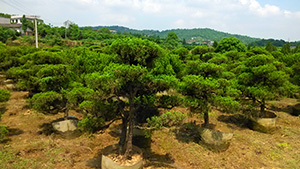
[10,15,42,24]
[0,16,11,24]
[0,15,42,35]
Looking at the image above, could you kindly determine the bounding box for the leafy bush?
[0,89,10,102]
[64,87,94,107]
[79,100,118,121]
[37,64,72,92]
[147,111,187,129]
[0,125,8,141]
[214,96,239,113]
[77,117,105,133]
[29,91,64,114]
[20,51,64,65]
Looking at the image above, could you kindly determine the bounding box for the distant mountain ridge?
[88,25,298,46]
[90,25,259,44]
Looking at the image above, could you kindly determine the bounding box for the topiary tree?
[180,61,239,127]
[110,37,163,67]
[36,64,72,92]
[237,54,297,117]
[87,37,177,159]
[179,75,239,127]
[85,63,177,158]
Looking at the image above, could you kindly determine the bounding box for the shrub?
[0,89,10,102]
[147,111,187,129]
[29,91,64,114]
[0,125,8,141]
[77,117,105,133]
[65,87,94,107]
[79,100,118,121]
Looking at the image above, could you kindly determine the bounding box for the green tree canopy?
[265,41,277,52]
[85,63,177,158]
[110,37,163,67]
[0,26,17,43]
[164,32,179,49]
[237,54,296,116]
[216,37,246,53]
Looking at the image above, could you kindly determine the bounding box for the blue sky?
[1,0,300,41]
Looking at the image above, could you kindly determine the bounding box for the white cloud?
[173,19,186,27]
[133,0,162,13]
[239,0,281,17]
[1,0,300,40]
[104,14,136,25]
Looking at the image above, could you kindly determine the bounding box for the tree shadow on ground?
[87,131,178,168]
[7,127,24,136]
[0,127,24,144]
[0,106,7,115]
[0,138,11,144]
[217,114,252,129]
[175,123,202,144]
[217,113,278,134]
[174,122,231,152]
[38,117,82,139]
[269,103,300,116]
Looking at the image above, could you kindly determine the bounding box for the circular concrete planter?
[52,118,78,132]
[251,111,277,133]
[200,128,233,152]
[101,144,143,169]
[51,118,81,139]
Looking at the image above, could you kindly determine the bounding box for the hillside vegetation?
[90,26,259,44]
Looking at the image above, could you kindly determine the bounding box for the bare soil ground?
[0,78,299,169]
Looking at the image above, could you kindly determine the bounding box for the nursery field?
[0,80,299,169]
[0,28,300,169]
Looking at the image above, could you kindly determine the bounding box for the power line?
[0,0,29,14]
[1,0,63,26]
[10,0,35,14]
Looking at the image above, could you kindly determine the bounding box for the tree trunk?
[125,112,134,159]
[260,99,266,117]
[124,94,135,159]
[118,116,127,155]
[64,106,69,120]
[204,110,209,128]
[203,96,209,128]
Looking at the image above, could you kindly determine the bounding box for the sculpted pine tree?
[95,37,176,159]
[237,54,296,117]
[180,61,239,127]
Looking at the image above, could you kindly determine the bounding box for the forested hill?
[90,25,260,44]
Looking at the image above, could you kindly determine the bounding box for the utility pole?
[63,20,72,39]
[35,17,38,48]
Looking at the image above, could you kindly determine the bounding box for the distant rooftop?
[11,15,40,19]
